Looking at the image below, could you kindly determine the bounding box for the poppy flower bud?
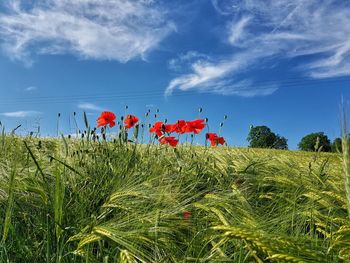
[81,133,84,138]
[58,113,61,117]
[125,105,128,110]
[164,118,167,123]
[154,114,157,118]
[146,112,149,117]
[220,122,224,127]
[149,124,152,128]
[199,107,203,113]
[141,124,144,128]
[133,124,139,139]
[73,112,76,116]
[156,109,160,113]
[224,115,228,120]
[205,118,209,123]
[121,116,124,121]
[68,134,71,139]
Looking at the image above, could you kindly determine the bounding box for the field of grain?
[0,134,348,262]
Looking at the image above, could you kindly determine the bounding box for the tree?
[331,136,350,153]
[273,135,288,150]
[332,137,342,153]
[247,125,288,149]
[298,132,331,152]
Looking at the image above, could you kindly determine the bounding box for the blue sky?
[0,0,349,149]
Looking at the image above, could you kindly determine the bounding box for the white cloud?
[168,51,210,72]
[227,16,251,45]
[0,0,174,64]
[25,86,37,91]
[77,103,103,111]
[165,48,275,96]
[165,56,278,97]
[0,111,42,118]
[211,0,241,15]
[167,0,350,96]
[238,0,350,78]
[166,60,235,96]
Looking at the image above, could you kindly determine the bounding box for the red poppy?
[156,121,188,134]
[183,211,192,220]
[149,121,164,137]
[173,120,187,134]
[124,114,139,129]
[159,136,179,147]
[185,119,206,134]
[206,132,225,146]
[164,123,177,133]
[97,111,116,128]
[206,133,216,140]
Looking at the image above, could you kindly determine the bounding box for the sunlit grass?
[0,132,347,262]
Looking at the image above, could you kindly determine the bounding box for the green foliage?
[273,135,288,150]
[332,137,342,152]
[247,125,288,149]
[298,132,331,152]
[0,134,347,262]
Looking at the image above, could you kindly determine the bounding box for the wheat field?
[0,132,348,262]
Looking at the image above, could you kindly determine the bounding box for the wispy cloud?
[167,0,350,96]
[168,51,210,72]
[0,0,174,64]
[211,0,241,15]
[0,110,41,118]
[77,103,103,112]
[227,16,251,45]
[165,49,276,96]
[25,86,37,91]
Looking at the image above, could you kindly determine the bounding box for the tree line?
[247,126,342,152]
